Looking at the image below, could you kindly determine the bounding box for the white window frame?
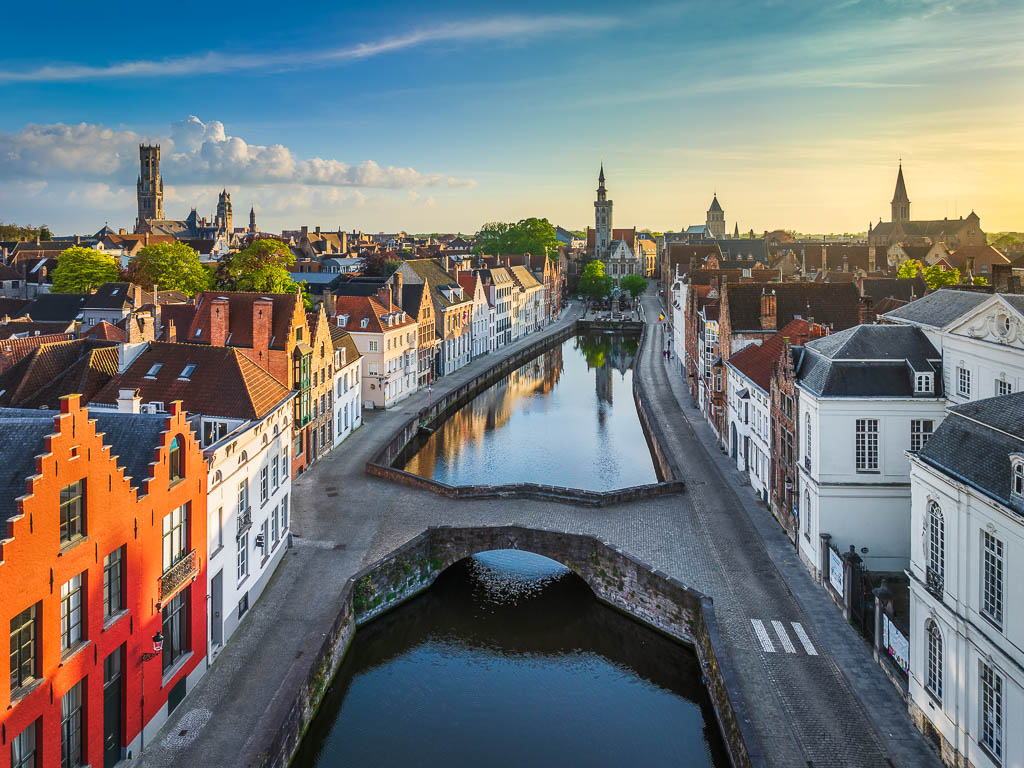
[925,620,942,701]
[980,662,1003,761]
[957,366,971,397]
[981,530,1004,627]
[911,419,934,452]
[855,419,879,472]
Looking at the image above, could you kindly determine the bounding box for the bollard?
[819,533,831,587]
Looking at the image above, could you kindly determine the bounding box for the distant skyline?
[1,0,1022,236]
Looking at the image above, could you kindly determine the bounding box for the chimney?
[133,283,143,309]
[868,246,877,273]
[127,310,155,344]
[117,388,141,414]
[377,285,393,309]
[74,235,81,245]
[390,270,404,309]
[760,289,777,330]
[843,254,849,273]
[144,233,150,246]
[315,226,321,236]
[119,228,127,235]
[324,293,337,316]
[301,225,308,238]
[253,297,273,363]
[211,296,230,346]
[821,246,828,273]
[166,318,177,343]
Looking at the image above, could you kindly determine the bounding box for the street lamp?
[141,631,164,662]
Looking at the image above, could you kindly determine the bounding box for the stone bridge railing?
[246,525,763,768]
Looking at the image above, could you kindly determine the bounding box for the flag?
[658,313,665,322]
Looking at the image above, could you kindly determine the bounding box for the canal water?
[402,333,658,490]
[292,550,729,768]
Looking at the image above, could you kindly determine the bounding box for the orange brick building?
[0,396,206,768]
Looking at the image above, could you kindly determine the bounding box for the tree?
[51,246,120,293]
[577,260,614,300]
[217,239,301,294]
[620,274,649,300]
[474,217,559,260]
[125,241,212,296]
[897,259,962,291]
[0,221,53,241]
[362,252,401,277]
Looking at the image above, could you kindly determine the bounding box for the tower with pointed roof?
[249,205,257,232]
[137,144,164,225]
[706,194,725,238]
[216,189,233,234]
[891,163,910,222]
[594,164,613,260]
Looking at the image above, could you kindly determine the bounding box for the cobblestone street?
[140,296,938,768]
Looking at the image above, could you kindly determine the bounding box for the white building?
[907,394,1024,768]
[606,238,641,284]
[795,324,947,573]
[480,267,515,348]
[459,271,491,359]
[510,265,543,338]
[330,327,363,446]
[669,270,688,380]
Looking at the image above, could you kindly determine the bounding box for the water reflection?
[292,551,729,768]
[403,334,656,490]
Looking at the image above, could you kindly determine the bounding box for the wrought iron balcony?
[159,549,199,603]
[237,506,252,537]
[925,566,944,599]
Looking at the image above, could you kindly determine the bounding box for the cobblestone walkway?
[140,297,938,768]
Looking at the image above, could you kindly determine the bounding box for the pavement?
[140,293,938,768]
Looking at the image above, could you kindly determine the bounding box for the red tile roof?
[0,339,119,408]
[186,291,302,349]
[82,321,127,342]
[727,319,826,392]
[332,294,415,334]
[949,244,1010,272]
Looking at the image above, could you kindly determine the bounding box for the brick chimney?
[166,318,177,343]
[127,310,155,344]
[133,283,143,309]
[760,289,777,330]
[377,285,393,309]
[820,246,828,273]
[253,297,273,362]
[144,233,150,246]
[390,270,404,309]
[315,226,321,236]
[211,296,230,346]
[868,246,877,273]
[843,254,849,273]
[324,293,337,316]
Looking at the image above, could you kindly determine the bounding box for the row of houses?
[668,275,1024,768]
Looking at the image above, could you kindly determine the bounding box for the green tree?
[474,217,559,260]
[51,246,120,293]
[620,274,649,300]
[578,260,614,300]
[125,241,212,296]
[217,239,301,294]
[897,259,962,291]
[0,221,53,241]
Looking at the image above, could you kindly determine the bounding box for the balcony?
[925,566,944,599]
[237,506,252,537]
[804,457,811,472]
[159,549,200,603]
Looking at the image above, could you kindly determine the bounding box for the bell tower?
[891,163,910,222]
[216,190,233,233]
[137,144,164,226]
[594,164,613,260]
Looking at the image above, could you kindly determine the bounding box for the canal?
[401,333,658,490]
[292,550,730,768]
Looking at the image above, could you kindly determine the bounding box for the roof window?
[145,363,163,378]
[360,318,369,328]
[194,327,203,338]
[178,364,198,380]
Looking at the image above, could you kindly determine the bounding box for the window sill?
[60,640,91,665]
[102,609,129,632]
[168,477,186,490]
[161,650,194,688]
[58,535,89,556]
[237,574,250,590]
[9,677,44,705]
[980,612,1004,634]
[855,470,880,475]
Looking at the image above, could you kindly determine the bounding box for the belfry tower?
[216,190,232,234]
[249,205,256,232]
[594,164,613,260]
[891,163,910,222]
[137,144,164,225]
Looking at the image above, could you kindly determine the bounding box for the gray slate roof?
[798,325,941,397]
[919,393,1024,513]
[880,289,989,329]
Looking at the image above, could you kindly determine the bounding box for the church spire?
[598,163,605,186]
[891,162,910,222]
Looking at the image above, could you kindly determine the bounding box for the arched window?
[1013,459,1024,497]
[926,619,943,700]
[168,435,184,483]
[927,502,945,595]
[803,490,811,540]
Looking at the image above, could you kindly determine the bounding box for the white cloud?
[0,115,474,190]
[0,15,617,84]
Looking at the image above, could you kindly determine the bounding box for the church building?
[586,165,642,284]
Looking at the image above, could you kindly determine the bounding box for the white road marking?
[751,619,775,653]
[791,622,818,656]
[772,620,797,654]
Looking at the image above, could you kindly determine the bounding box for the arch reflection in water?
[403,333,656,491]
[292,550,729,768]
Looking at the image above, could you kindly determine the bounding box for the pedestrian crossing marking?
[772,620,796,654]
[751,619,775,653]
[791,622,818,656]
[750,619,818,656]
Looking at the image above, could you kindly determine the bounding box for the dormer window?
[360,318,369,329]
[915,373,934,394]
[1012,456,1024,498]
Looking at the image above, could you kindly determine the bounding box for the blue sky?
[1,0,1022,235]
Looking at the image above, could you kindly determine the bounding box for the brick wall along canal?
[401,333,658,491]
[290,550,729,768]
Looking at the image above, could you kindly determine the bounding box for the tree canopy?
[125,241,212,296]
[362,252,401,277]
[51,247,120,293]
[216,239,302,294]
[897,259,963,290]
[620,274,649,300]
[474,217,559,260]
[0,221,53,241]
[577,260,614,300]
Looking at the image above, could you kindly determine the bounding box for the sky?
[1,0,1022,236]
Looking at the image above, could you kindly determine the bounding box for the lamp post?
[140,631,164,756]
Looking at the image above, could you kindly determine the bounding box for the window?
[911,420,934,452]
[957,366,971,397]
[10,720,37,768]
[61,681,84,768]
[925,620,942,701]
[980,662,1003,760]
[981,531,1003,626]
[271,503,280,547]
[804,416,812,469]
[802,490,811,540]
[294,432,303,457]
[9,605,37,693]
[997,379,1012,396]
[59,480,85,545]
[161,588,189,672]
[281,446,288,476]
[162,505,188,572]
[368,340,378,351]
[103,547,125,618]
[913,373,933,394]
[1014,460,1024,497]
[178,364,197,380]
[145,363,163,378]
[855,419,879,471]
[260,519,269,562]
[280,494,289,532]
[60,574,84,653]
[237,532,249,583]
[168,435,184,483]
[259,466,269,504]
[272,455,279,490]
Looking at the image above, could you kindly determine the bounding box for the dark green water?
[292,550,729,768]
[402,333,658,490]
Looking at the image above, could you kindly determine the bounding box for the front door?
[211,570,224,651]
[103,648,123,768]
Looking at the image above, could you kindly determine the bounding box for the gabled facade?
[458,272,491,360]
[508,265,544,338]
[330,328,362,446]
[398,260,472,377]
[478,267,515,349]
